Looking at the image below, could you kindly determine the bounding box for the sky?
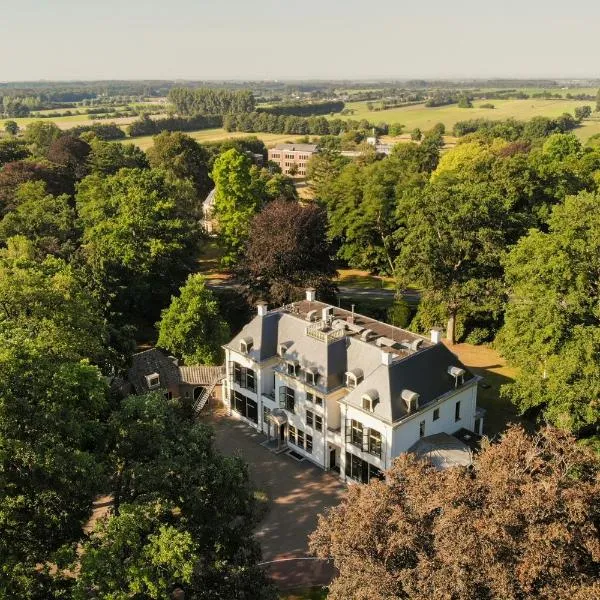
[1,0,599,81]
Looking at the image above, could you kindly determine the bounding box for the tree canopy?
[310,426,600,600]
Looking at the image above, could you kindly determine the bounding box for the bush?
[479,103,495,109]
[386,297,412,328]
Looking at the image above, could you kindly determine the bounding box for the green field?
[338,98,600,140]
[120,129,301,151]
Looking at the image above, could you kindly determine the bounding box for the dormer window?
[278,343,288,357]
[362,390,378,412]
[146,373,160,389]
[240,337,253,354]
[305,367,318,386]
[286,360,299,377]
[448,366,466,388]
[401,389,420,413]
[345,368,364,388]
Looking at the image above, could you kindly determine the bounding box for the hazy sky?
[1,0,599,81]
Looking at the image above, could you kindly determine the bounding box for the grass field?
[0,113,148,131]
[121,129,301,151]
[338,98,600,140]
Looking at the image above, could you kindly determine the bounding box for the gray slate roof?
[272,143,318,152]
[226,300,475,422]
[128,348,180,394]
[408,433,472,469]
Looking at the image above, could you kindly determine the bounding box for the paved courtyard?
[203,407,345,561]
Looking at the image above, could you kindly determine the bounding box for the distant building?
[128,348,225,413]
[202,188,217,234]
[268,143,319,177]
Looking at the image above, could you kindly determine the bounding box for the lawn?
[279,588,328,600]
[336,268,395,290]
[336,98,600,140]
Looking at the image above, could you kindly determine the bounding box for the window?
[433,408,440,421]
[306,434,313,454]
[362,396,372,411]
[315,396,323,407]
[233,363,256,392]
[233,391,258,423]
[455,401,461,422]
[146,373,160,389]
[297,429,304,448]
[345,452,381,483]
[289,425,296,445]
[315,415,323,432]
[306,392,313,404]
[368,429,382,458]
[240,338,253,353]
[351,419,363,447]
[419,420,426,438]
[306,410,314,427]
[287,361,299,377]
[345,369,363,388]
[279,385,295,412]
[305,369,318,385]
[263,405,271,425]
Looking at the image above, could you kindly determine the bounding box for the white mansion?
[223,290,484,483]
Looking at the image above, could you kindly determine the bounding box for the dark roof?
[128,349,180,394]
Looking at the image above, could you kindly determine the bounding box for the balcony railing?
[305,321,345,344]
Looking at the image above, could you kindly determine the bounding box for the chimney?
[257,301,268,317]
[306,288,316,302]
[381,350,393,366]
[430,328,442,344]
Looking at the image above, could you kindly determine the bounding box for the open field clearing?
[121,129,300,151]
[337,98,599,140]
[0,112,168,131]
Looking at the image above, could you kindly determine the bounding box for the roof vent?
[401,389,420,412]
[332,319,347,331]
[306,310,318,322]
[410,339,423,351]
[376,336,398,348]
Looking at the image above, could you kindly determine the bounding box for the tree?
[211,149,262,266]
[310,426,600,600]
[75,392,276,600]
[410,127,422,141]
[157,274,229,365]
[3,120,18,135]
[147,131,212,202]
[87,137,149,175]
[395,173,511,344]
[46,134,91,181]
[0,181,77,258]
[24,121,62,156]
[596,88,600,112]
[237,199,336,304]
[0,333,109,598]
[76,168,201,321]
[0,138,30,167]
[498,190,600,432]
[458,94,473,108]
[574,105,592,121]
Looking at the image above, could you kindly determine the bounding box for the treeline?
[127,114,223,137]
[168,87,255,115]
[224,112,382,136]
[453,112,581,138]
[69,123,126,140]
[257,100,344,116]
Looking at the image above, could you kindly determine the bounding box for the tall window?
[350,420,363,447]
[233,363,256,392]
[289,425,296,445]
[345,453,381,483]
[306,434,313,454]
[315,415,323,432]
[368,429,382,458]
[279,386,295,413]
[419,420,426,438]
[306,410,314,427]
[433,408,440,421]
[455,401,461,422]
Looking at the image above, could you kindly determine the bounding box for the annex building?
[223,289,484,483]
[267,143,318,177]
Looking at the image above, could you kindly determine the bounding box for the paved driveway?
[203,408,345,561]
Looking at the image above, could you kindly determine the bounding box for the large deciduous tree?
[237,199,337,304]
[76,168,200,321]
[211,149,261,266]
[156,274,229,365]
[310,426,600,600]
[147,131,212,202]
[498,190,600,432]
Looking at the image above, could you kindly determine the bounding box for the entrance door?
[330,448,339,473]
[280,424,286,443]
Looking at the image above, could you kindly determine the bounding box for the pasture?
[337,98,600,140]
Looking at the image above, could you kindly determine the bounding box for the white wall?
[344,404,392,473]
[391,383,478,455]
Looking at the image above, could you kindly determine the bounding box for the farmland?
[337,98,600,140]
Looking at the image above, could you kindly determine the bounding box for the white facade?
[223,294,483,483]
